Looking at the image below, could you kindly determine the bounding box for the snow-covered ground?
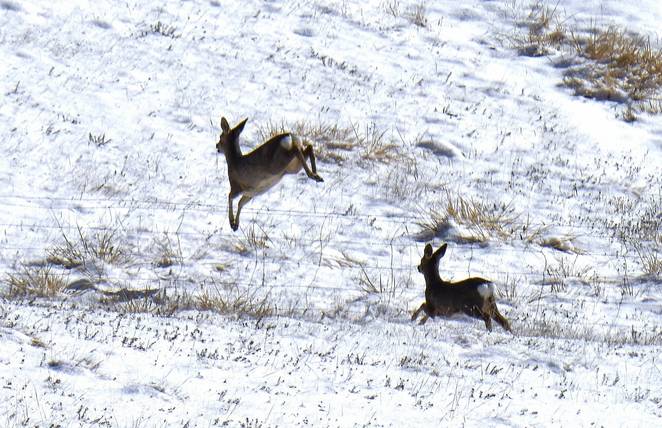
[1,0,660,426]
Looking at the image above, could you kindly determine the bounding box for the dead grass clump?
[416,192,547,244]
[47,225,132,269]
[112,285,275,320]
[564,27,662,111]
[511,3,662,118]
[152,233,183,268]
[195,287,274,320]
[351,122,400,163]
[633,242,661,277]
[538,236,582,254]
[4,265,68,298]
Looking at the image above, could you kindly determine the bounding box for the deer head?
[217,116,247,154]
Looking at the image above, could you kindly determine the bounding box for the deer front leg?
[411,302,426,322]
[228,193,237,231]
[232,194,252,231]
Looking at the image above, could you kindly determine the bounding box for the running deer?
[412,243,511,332]
[216,117,324,231]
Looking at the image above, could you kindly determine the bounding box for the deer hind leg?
[295,139,323,182]
[491,303,512,332]
[302,143,320,175]
[482,312,493,332]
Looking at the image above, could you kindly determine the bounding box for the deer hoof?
[313,174,324,183]
[231,222,239,231]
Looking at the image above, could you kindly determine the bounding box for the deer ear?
[234,117,248,135]
[434,243,448,259]
[221,117,230,134]
[424,243,433,258]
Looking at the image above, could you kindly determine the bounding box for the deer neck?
[422,261,445,288]
[223,137,244,167]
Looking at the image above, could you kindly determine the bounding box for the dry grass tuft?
[47,225,132,269]
[538,236,582,254]
[152,233,183,268]
[633,242,661,277]
[513,1,567,57]
[4,265,68,298]
[406,2,428,28]
[113,284,275,320]
[351,122,400,163]
[416,192,547,244]
[194,287,274,319]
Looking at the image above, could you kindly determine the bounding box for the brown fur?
[217,117,323,231]
[412,243,511,332]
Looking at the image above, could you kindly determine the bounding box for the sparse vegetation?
[518,315,662,345]
[543,254,595,293]
[606,193,661,277]
[406,2,428,28]
[383,0,429,27]
[88,132,111,147]
[511,2,662,118]
[150,21,178,38]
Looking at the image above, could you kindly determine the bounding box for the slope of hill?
[1,0,660,426]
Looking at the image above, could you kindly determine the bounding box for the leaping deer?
[216,117,323,231]
[412,243,511,332]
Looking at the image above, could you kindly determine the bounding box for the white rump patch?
[477,283,495,299]
[280,135,293,150]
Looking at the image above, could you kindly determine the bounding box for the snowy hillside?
[1,0,661,426]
